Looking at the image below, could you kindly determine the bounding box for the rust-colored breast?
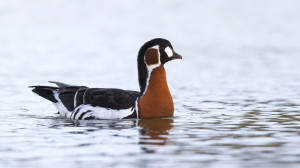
[138,66,174,118]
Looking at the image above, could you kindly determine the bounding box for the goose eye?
[164,47,173,57]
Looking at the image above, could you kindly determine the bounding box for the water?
[1,1,300,167]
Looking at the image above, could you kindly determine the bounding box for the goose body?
[30,38,182,120]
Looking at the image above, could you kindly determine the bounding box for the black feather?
[30,82,88,111]
[29,86,58,103]
[74,87,88,107]
[58,87,80,111]
[83,88,141,110]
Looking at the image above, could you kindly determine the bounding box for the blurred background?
[1,0,299,88]
[0,1,300,168]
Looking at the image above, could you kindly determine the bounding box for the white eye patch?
[164,46,173,57]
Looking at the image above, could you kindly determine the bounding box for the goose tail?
[29,85,58,103]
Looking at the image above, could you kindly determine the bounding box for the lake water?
[0,1,300,168]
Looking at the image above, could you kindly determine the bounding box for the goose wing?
[82,88,141,110]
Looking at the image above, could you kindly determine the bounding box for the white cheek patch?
[165,46,173,57]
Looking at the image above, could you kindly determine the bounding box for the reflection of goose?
[30,38,182,120]
[139,118,173,146]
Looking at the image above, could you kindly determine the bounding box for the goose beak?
[172,51,182,59]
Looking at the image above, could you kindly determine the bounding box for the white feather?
[165,46,173,57]
[71,104,135,120]
[135,99,139,119]
[73,89,79,107]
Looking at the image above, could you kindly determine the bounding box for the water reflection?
[50,118,174,144]
[12,99,300,168]
[138,118,173,153]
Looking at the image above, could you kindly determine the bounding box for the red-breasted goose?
[30,38,182,120]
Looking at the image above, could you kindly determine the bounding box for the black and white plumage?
[30,81,140,120]
[30,38,182,120]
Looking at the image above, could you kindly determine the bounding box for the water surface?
[1,1,300,168]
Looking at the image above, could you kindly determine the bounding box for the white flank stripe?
[135,99,139,119]
[72,104,134,120]
[73,89,79,107]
